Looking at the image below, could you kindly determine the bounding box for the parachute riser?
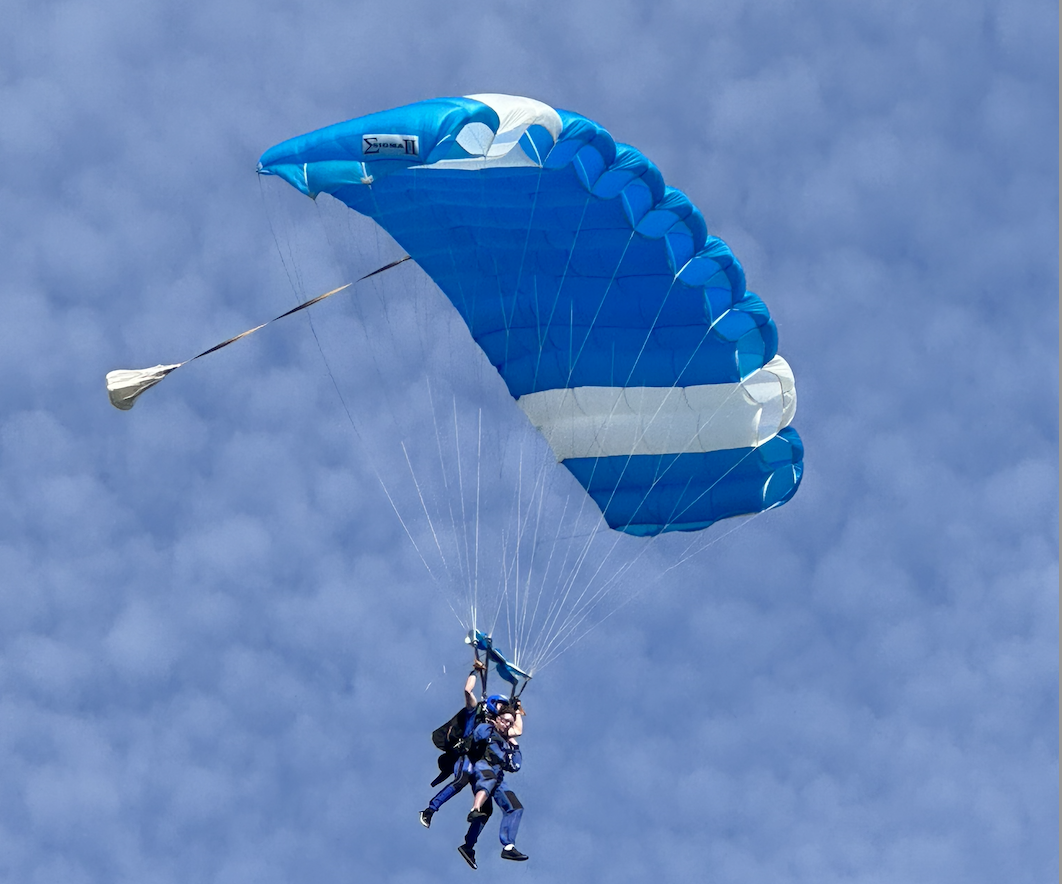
[474,645,488,699]
[511,678,529,703]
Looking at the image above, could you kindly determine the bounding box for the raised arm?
[508,710,524,738]
[507,697,525,737]
[464,659,486,709]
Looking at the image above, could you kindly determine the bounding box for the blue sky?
[0,1,1057,882]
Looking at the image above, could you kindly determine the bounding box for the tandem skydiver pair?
[422,652,528,869]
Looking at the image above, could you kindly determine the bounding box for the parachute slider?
[105,256,411,410]
[466,629,532,698]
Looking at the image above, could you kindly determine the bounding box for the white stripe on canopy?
[517,355,796,460]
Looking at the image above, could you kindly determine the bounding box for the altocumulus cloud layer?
[0,1,1056,882]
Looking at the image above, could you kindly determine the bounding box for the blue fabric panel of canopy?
[258,96,803,535]
[564,427,804,536]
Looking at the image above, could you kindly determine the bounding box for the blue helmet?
[486,694,510,715]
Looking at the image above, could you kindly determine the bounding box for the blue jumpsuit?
[427,707,477,812]
[463,722,523,849]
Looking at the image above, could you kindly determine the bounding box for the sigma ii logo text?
[362,135,420,157]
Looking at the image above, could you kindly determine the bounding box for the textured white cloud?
[0,0,1055,881]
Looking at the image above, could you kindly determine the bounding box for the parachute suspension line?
[522,435,560,673]
[662,445,762,532]
[511,432,527,666]
[258,190,478,632]
[519,494,613,669]
[524,520,617,671]
[575,275,687,484]
[258,175,307,305]
[521,492,588,670]
[451,395,477,633]
[563,230,635,391]
[491,497,522,650]
[524,265,602,654]
[514,434,554,670]
[510,440,531,665]
[488,431,541,675]
[490,524,513,642]
[288,291,458,621]
[530,195,592,393]
[304,272,464,601]
[533,551,653,671]
[493,164,554,673]
[537,488,627,642]
[531,392,769,671]
[524,291,618,666]
[518,463,611,663]
[591,378,744,538]
[542,509,662,646]
[612,372,756,536]
[569,285,727,535]
[514,438,561,668]
[579,299,749,542]
[665,509,762,576]
[327,377,443,592]
[323,203,521,644]
[490,424,551,671]
[424,374,467,586]
[474,406,484,637]
[318,213,483,637]
[398,438,452,575]
[530,499,708,671]
[533,394,753,669]
[374,460,463,628]
[529,221,645,584]
[407,176,488,639]
[535,509,765,673]
[491,444,535,647]
[516,237,751,668]
[527,385,741,667]
[511,437,539,667]
[501,168,546,372]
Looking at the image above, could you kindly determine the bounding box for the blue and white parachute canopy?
[258,94,803,536]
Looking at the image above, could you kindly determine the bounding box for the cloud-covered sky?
[0,1,1056,881]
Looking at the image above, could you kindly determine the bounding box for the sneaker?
[458,844,477,869]
[419,809,433,829]
[501,845,528,862]
[466,808,488,823]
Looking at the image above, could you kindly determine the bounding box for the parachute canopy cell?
[258,94,803,536]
